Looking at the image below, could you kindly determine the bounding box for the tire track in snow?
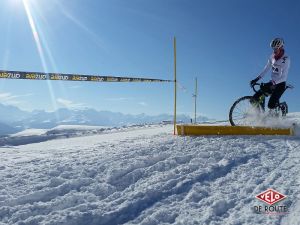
[254,139,295,189]
[277,139,300,225]
[71,153,260,225]
[220,137,300,225]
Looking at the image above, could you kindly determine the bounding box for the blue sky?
[0,0,299,120]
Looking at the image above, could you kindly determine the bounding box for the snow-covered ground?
[1,118,300,224]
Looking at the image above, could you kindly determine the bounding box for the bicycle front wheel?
[229,96,261,126]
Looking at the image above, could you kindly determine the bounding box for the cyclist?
[250,38,290,111]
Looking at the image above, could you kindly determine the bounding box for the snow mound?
[46,125,108,136]
[293,124,300,136]
[1,124,164,147]
[48,125,108,131]
[9,129,47,137]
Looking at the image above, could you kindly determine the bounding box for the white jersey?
[258,53,290,85]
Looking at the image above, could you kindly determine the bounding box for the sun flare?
[22,0,46,69]
[21,0,60,112]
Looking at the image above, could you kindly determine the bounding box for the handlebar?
[251,83,261,93]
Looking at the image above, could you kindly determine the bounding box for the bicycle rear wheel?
[229,96,262,126]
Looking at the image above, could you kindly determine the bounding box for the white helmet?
[270,38,284,50]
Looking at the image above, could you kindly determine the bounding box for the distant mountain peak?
[0,103,213,132]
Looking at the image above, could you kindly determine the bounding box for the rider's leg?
[268,82,286,109]
[252,82,273,103]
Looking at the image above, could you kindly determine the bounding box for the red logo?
[256,189,286,205]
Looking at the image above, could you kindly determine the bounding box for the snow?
[10,129,47,137]
[1,119,300,224]
[1,124,158,147]
[244,112,300,129]
[45,125,109,136]
[50,125,109,130]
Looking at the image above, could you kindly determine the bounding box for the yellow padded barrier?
[176,125,294,136]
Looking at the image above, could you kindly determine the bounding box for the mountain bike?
[229,83,293,126]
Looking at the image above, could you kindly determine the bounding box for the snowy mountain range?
[0,103,211,135]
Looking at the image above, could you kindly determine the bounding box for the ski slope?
[1,121,300,224]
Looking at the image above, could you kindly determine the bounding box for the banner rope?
[0,70,173,83]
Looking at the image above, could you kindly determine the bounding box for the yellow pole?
[173,37,177,135]
[194,77,197,124]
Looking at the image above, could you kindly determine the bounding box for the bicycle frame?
[251,82,291,110]
[257,95,266,111]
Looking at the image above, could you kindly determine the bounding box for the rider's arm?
[257,56,272,80]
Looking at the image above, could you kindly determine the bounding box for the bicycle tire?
[229,96,253,126]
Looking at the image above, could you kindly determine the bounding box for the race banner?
[0,70,173,83]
